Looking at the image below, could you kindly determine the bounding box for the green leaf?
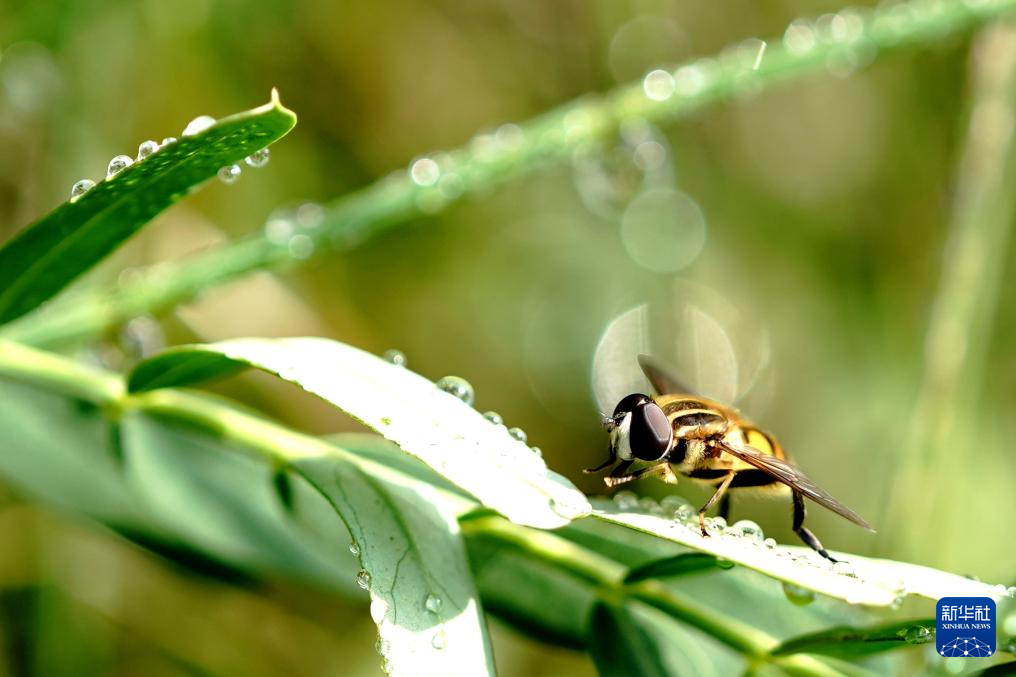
[624,553,721,583]
[0,366,494,675]
[771,619,936,658]
[591,498,1008,607]
[290,448,494,676]
[128,337,591,528]
[588,598,742,677]
[0,91,296,326]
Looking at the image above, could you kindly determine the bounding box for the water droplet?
[904,626,931,644]
[890,596,904,611]
[375,635,392,656]
[642,69,675,101]
[673,61,714,96]
[288,233,315,260]
[659,495,689,514]
[482,411,503,425]
[218,164,241,184]
[106,155,133,178]
[614,491,639,510]
[182,115,215,137]
[425,594,442,613]
[349,541,361,557]
[716,558,735,570]
[383,349,407,366]
[431,628,447,650]
[732,519,764,542]
[507,427,527,443]
[782,582,816,606]
[550,496,586,520]
[763,538,777,549]
[530,446,543,457]
[356,569,371,590]
[136,140,159,161]
[69,179,95,201]
[436,376,475,406]
[708,516,727,531]
[370,598,388,623]
[496,123,524,149]
[245,147,271,168]
[160,137,177,147]
[410,157,440,186]
[639,496,663,515]
[784,20,817,56]
[381,658,395,675]
[674,504,695,523]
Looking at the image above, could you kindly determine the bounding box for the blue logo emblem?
[936,597,995,657]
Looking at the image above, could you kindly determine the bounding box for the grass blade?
[0,90,296,325]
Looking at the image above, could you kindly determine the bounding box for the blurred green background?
[1,0,1014,675]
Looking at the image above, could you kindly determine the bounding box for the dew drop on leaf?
[245,147,271,168]
[356,569,371,590]
[70,179,95,200]
[160,137,177,147]
[436,376,475,406]
[349,541,361,557]
[732,519,764,542]
[763,537,777,549]
[613,490,639,510]
[904,626,931,644]
[182,115,215,137]
[482,411,503,426]
[431,628,447,650]
[782,582,816,606]
[382,349,407,366]
[410,157,441,186]
[375,635,392,657]
[370,598,388,624]
[425,593,442,614]
[218,164,241,184]
[507,426,527,443]
[530,446,543,457]
[106,155,133,178]
[136,140,159,161]
[716,558,734,570]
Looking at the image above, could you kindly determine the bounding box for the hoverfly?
[585,354,873,562]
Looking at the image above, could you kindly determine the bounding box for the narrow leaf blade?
[0,91,296,325]
[772,619,936,658]
[592,499,1008,607]
[128,337,591,528]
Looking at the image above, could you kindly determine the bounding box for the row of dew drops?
[634,0,1003,111]
[345,348,547,671]
[613,490,868,608]
[69,114,271,202]
[381,349,543,457]
[611,490,1016,610]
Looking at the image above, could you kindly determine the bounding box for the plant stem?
[883,19,1016,563]
[0,339,856,675]
[6,0,1016,347]
[461,514,856,677]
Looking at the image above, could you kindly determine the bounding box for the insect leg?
[698,471,735,537]
[717,493,732,522]
[792,490,838,563]
[583,453,616,474]
[602,460,635,487]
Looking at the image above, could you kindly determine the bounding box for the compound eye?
[613,393,649,418]
[629,402,673,461]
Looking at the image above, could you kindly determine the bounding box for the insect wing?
[717,441,874,531]
[637,354,696,396]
